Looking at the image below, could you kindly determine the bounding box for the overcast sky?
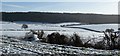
[1,1,119,15]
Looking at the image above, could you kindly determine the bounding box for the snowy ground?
[1,36,120,55]
[66,24,119,31]
[0,21,120,55]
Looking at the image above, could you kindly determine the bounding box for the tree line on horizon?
[1,12,119,24]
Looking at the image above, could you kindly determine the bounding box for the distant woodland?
[1,12,119,24]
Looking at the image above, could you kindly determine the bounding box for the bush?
[22,24,28,29]
[46,32,69,45]
[71,33,83,47]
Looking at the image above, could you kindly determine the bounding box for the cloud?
[2,4,26,8]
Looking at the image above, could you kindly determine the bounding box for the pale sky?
[1,1,119,15]
[1,0,120,2]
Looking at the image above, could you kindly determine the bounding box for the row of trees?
[2,12,118,24]
[24,29,120,50]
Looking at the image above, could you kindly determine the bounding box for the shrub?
[22,24,28,29]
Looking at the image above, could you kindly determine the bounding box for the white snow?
[67,24,119,31]
[1,21,118,43]
[0,21,119,55]
[1,36,119,55]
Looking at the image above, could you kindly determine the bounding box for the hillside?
[2,12,119,24]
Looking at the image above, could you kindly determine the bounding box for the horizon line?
[1,11,119,15]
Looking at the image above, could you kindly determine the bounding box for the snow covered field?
[0,21,120,55]
[66,24,119,31]
[1,21,105,40]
